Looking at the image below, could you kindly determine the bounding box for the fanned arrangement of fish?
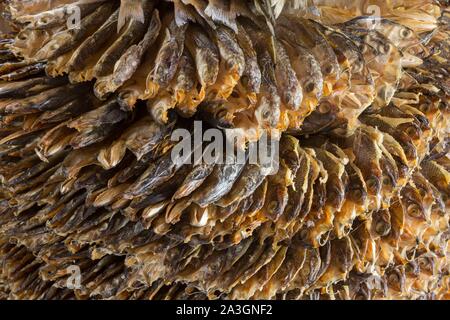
[0,0,449,300]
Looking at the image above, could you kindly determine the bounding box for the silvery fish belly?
[0,0,449,300]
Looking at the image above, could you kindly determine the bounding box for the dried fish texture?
[0,0,449,301]
[3,0,433,142]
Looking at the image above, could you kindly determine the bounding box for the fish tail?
[118,0,145,32]
[204,0,237,31]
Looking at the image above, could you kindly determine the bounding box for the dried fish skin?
[342,17,426,58]
[95,9,162,100]
[234,23,261,96]
[32,2,117,61]
[66,9,121,73]
[191,160,247,208]
[0,83,89,115]
[93,1,153,78]
[16,1,103,31]
[1,0,450,301]
[152,22,187,89]
[273,39,303,111]
[278,15,341,96]
[184,25,219,93]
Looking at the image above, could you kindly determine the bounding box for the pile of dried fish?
[0,0,449,300]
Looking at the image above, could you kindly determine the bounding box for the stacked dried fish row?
[0,0,449,300]
[0,236,209,300]
[0,68,448,300]
[6,0,437,143]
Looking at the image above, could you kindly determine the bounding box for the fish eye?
[268,201,278,212]
[216,108,228,119]
[318,102,331,114]
[382,175,392,186]
[405,126,418,138]
[401,28,412,38]
[304,82,315,93]
[407,203,422,218]
[299,228,309,240]
[388,272,400,284]
[241,75,249,86]
[324,65,333,75]
[351,188,363,200]
[417,187,427,197]
[375,221,390,236]
[366,176,379,192]
[418,257,432,271]
[379,43,391,54]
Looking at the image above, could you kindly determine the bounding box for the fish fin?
[118,0,145,32]
[204,0,237,32]
[173,0,197,26]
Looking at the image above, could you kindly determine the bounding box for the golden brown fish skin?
[173,163,215,200]
[94,9,161,100]
[1,82,90,115]
[277,149,309,229]
[215,163,268,208]
[273,39,303,111]
[342,17,426,57]
[17,1,103,31]
[184,25,219,89]
[314,146,347,211]
[420,159,450,199]
[243,20,281,129]
[359,114,419,162]
[235,23,261,95]
[152,21,187,88]
[342,28,403,110]
[66,9,120,73]
[1,0,450,301]
[205,25,245,100]
[278,15,341,96]
[32,2,117,61]
[352,128,383,201]
[93,1,153,78]
[276,30,323,112]
[262,160,291,222]
[191,160,247,208]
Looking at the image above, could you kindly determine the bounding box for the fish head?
[199,99,236,129]
[401,185,428,223]
[299,100,339,135]
[385,266,406,294]
[371,209,391,238]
